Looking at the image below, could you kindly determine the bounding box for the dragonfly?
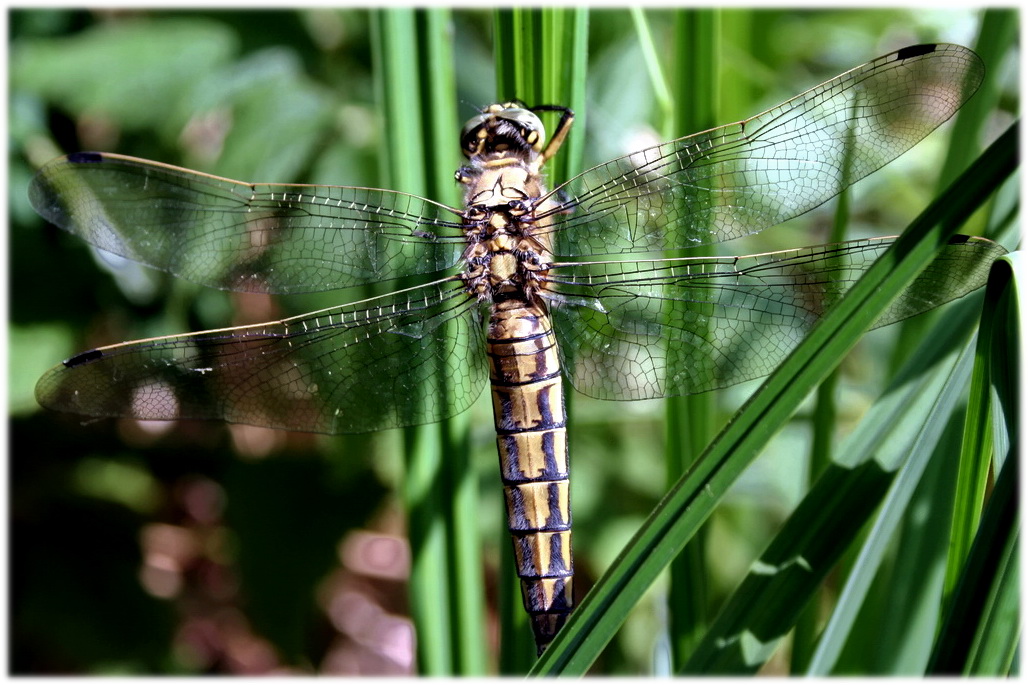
[30,43,1004,655]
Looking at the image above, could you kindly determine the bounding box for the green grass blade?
[554,9,588,185]
[372,10,426,195]
[802,19,1021,661]
[929,448,1019,674]
[531,122,1017,676]
[928,252,1021,675]
[805,344,974,674]
[493,8,587,186]
[965,494,1019,676]
[492,10,518,103]
[412,10,487,674]
[984,255,1021,473]
[686,292,984,673]
[946,316,997,586]
[944,179,1020,606]
[806,233,1020,673]
[630,8,672,128]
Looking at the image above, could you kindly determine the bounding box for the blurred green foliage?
[8,7,1015,675]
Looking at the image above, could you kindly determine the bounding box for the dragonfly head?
[460,102,546,161]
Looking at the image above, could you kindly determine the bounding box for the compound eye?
[459,112,492,158]
[498,108,546,152]
[460,112,488,141]
[460,130,482,158]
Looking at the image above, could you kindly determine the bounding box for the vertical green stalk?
[371,8,484,675]
[663,8,720,668]
[415,10,486,675]
[546,9,589,186]
[632,8,673,133]
[492,7,589,671]
[494,8,588,187]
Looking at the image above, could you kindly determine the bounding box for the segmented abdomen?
[487,298,573,655]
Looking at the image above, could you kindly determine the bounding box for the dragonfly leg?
[530,105,575,169]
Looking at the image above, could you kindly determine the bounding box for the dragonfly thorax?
[459,157,554,303]
[460,220,550,302]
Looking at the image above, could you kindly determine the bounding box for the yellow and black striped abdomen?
[487,298,573,654]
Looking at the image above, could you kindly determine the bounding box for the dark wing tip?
[896,43,938,60]
[64,348,104,368]
[66,151,105,164]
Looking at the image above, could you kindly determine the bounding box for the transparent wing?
[542,43,985,256]
[29,152,468,294]
[35,278,486,433]
[544,236,1005,400]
